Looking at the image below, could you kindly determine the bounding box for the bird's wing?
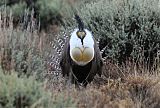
[92,38,103,77]
[60,38,71,77]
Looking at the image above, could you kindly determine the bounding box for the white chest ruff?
[69,29,95,66]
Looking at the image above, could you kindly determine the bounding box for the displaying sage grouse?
[60,14,103,87]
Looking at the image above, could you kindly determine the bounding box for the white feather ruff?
[69,29,95,65]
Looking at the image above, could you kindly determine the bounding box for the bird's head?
[69,14,94,66]
[76,30,86,41]
[74,14,87,45]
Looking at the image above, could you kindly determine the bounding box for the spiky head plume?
[74,14,84,31]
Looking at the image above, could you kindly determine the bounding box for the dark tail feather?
[74,14,84,31]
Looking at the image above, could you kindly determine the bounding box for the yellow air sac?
[71,47,94,65]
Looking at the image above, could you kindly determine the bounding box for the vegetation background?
[0,0,160,108]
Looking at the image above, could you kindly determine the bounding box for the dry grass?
[45,62,160,108]
[50,78,160,108]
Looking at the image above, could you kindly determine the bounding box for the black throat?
[81,38,84,45]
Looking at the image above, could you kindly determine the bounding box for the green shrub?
[0,0,72,30]
[0,10,48,80]
[0,67,76,108]
[64,0,160,67]
[0,67,52,108]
